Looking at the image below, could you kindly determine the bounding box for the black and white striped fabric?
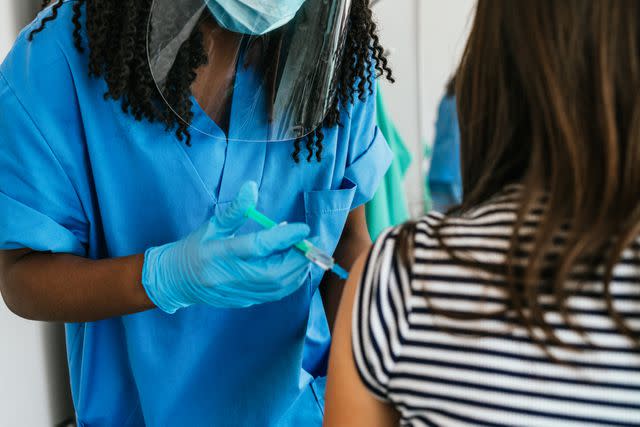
[352,187,640,426]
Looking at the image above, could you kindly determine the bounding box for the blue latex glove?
[142,182,311,313]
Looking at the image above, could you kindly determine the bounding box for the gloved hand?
[142,182,311,313]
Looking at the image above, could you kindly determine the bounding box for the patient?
[324,1,640,425]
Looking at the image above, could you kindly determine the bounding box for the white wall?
[0,0,17,60]
[1,2,74,425]
[375,0,475,216]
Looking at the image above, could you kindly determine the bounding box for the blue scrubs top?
[0,3,392,426]
[428,95,462,212]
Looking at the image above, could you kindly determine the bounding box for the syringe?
[245,206,349,280]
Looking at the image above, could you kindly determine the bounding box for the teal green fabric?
[424,141,433,213]
[365,91,412,240]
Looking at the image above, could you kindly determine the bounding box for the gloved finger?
[213,252,310,304]
[205,276,294,306]
[214,181,259,234]
[265,268,311,302]
[198,285,258,309]
[241,247,310,282]
[267,248,311,276]
[226,223,310,259]
[238,263,310,302]
[253,223,312,257]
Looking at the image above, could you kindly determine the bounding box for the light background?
[0,0,474,423]
[375,0,474,215]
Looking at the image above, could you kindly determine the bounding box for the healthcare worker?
[0,0,392,425]
[428,76,462,212]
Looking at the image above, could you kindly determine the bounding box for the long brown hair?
[402,0,640,353]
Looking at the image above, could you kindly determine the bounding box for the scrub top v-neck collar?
[185,60,269,205]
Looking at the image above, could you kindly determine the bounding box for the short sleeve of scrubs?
[343,84,393,209]
[0,39,88,256]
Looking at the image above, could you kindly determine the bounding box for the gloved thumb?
[214,181,259,234]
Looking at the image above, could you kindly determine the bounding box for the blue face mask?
[206,0,308,36]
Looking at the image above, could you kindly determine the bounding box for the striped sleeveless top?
[352,187,640,426]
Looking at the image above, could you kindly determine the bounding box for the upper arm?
[343,205,370,244]
[0,249,32,269]
[0,249,33,308]
[324,251,399,427]
[0,249,32,280]
[0,33,89,256]
[320,205,371,332]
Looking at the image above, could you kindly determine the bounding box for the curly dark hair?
[29,0,393,162]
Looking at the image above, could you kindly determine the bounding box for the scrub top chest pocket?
[303,181,357,279]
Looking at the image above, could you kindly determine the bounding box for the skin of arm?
[0,207,368,324]
[320,205,371,332]
[0,249,154,322]
[324,252,400,427]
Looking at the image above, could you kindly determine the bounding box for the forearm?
[321,234,370,331]
[0,249,155,322]
[321,207,372,331]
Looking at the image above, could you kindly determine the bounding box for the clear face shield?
[147,0,353,143]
